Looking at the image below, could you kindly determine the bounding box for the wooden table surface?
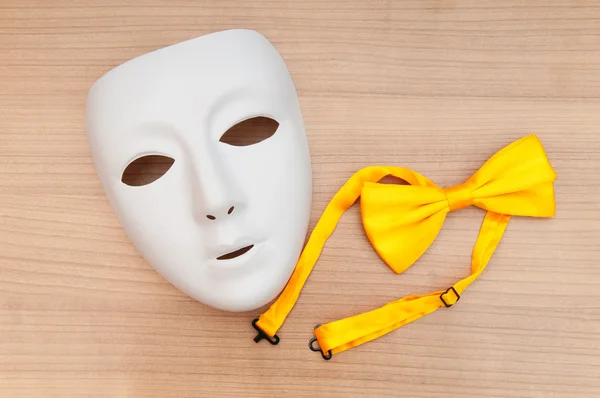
[1,1,600,397]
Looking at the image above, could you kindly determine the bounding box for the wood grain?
[1,1,600,397]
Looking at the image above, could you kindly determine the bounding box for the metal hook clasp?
[252,318,280,345]
[308,324,332,360]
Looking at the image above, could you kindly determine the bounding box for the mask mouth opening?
[217,245,254,260]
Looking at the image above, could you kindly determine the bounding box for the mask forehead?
[87,29,299,149]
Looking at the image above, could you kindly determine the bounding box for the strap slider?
[440,286,460,308]
[308,324,332,360]
[252,318,280,345]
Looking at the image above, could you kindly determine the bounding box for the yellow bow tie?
[252,135,557,360]
[361,134,556,275]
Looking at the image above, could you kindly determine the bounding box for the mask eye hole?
[219,116,279,147]
[121,155,174,187]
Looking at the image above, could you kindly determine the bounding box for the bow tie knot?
[443,183,474,211]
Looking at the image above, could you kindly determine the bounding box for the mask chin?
[86,29,312,312]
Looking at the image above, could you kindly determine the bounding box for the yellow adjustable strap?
[252,135,557,359]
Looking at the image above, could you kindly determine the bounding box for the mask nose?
[187,148,246,224]
[205,204,236,221]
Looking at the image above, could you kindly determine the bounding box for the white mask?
[85,29,312,312]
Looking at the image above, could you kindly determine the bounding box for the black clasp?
[308,324,332,360]
[440,286,460,308]
[252,318,280,345]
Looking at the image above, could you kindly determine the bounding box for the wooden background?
[1,1,599,396]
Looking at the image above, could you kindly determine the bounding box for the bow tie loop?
[443,182,474,211]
